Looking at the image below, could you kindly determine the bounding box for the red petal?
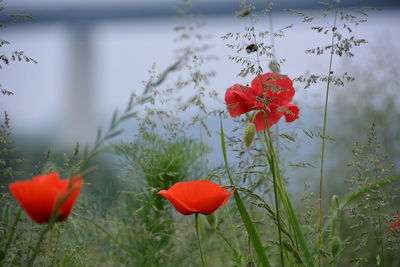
[9,173,83,223]
[58,176,83,221]
[225,84,259,117]
[33,173,65,192]
[158,180,233,215]
[252,107,284,131]
[184,180,231,215]
[9,181,58,224]
[251,73,295,106]
[158,189,193,215]
[283,104,300,122]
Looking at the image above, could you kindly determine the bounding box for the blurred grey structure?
[1,0,399,146]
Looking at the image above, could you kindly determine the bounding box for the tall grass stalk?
[1,207,23,262]
[82,216,137,259]
[216,175,241,258]
[317,10,338,266]
[27,217,56,267]
[50,226,61,267]
[371,127,386,266]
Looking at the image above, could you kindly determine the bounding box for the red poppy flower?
[9,173,83,224]
[158,180,233,215]
[225,73,300,131]
[389,214,400,231]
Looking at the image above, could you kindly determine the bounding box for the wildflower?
[389,214,400,230]
[158,180,233,215]
[9,172,83,224]
[225,73,300,131]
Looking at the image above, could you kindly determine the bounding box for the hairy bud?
[244,122,256,147]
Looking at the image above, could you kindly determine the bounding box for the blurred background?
[1,0,400,183]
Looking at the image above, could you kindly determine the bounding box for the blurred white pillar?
[59,22,95,145]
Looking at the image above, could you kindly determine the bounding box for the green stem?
[216,177,241,254]
[213,226,236,255]
[318,10,338,266]
[50,227,61,267]
[26,219,55,267]
[262,113,313,266]
[263,130,285,267]
[82,215,137,259]
[195,213,207,267]
[220,117,271,267]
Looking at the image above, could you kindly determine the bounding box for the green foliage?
[114,134,207,211]
[341,123,396,265]
[0,113,23,180]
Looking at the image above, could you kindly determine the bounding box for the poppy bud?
[329,236,341,257]
[244,122,256,147]
[206,213,217,228]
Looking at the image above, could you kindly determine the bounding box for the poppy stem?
[263,129,285,267]
[26,218,56,267]
[195,213,207,267]
[50,226,61,267]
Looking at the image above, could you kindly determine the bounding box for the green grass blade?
[220,117,271,267]
[2,207,23,259]
[283,191,315,267]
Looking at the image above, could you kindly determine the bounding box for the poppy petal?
[251,73,295,105]
[158,180,233,215]
[9,181,58,224]
[225,84,258,117]
[182,180,232,215]
[33,172,65,192]
[220,190,234,206]
[58,176,83,221]
[252,107,284,132]
[158,189,194,215]
[283,104,300,122]
[8,173,83,224]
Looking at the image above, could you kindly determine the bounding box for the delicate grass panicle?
[1,0,400,266]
